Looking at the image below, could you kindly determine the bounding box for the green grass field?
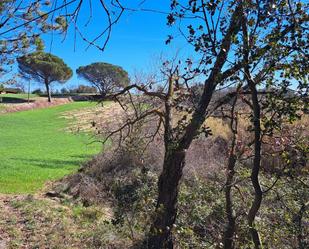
[0,93,38,99]
[0,101,101,194]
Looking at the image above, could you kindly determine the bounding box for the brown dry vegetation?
[61,102,126,133]
[0,191,114,249]
[59,99,308,248]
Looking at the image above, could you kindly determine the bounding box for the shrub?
[60,110,309,248]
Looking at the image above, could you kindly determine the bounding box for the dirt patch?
[0,194,28,248]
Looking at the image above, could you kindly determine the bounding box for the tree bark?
[223,154,237,249]
[147,148,186,249]
[147,73,180,248]
[44,77,51,102]
[242,13,263,248]
[223,96,238,249]
[247,84,263,249]
[295,203,306,249]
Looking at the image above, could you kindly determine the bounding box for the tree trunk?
[146,5,243,248]
[45,78,51,102]
[296,203,306,249]
[147,148,186,249]
[247,84,263,249]
[223,154,237,249]
[146,73,184,249]
[242,14,263,248]
[223,96,238,249]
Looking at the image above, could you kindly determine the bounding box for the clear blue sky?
[39,0,189,90]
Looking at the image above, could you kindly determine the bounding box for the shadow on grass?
[69,154,93,160]
[10,157,86,169]
[0,97,35,104]
[38,94,102,102]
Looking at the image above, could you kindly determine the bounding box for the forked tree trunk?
[146,77,217,248]
[146,5,243,248]
[44,78,51,102]
[146,73,185,248]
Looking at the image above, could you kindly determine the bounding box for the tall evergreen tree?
[17,52,72,102]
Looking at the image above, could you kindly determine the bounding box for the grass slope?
[0,93,38,99]
[0,101,101,194]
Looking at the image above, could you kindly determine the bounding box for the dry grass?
[61,102,127,133]
[206,117,231,140]
[0,193,113,249]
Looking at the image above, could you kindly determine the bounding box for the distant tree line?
[15,51,129,102]
[60,85,98,94]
